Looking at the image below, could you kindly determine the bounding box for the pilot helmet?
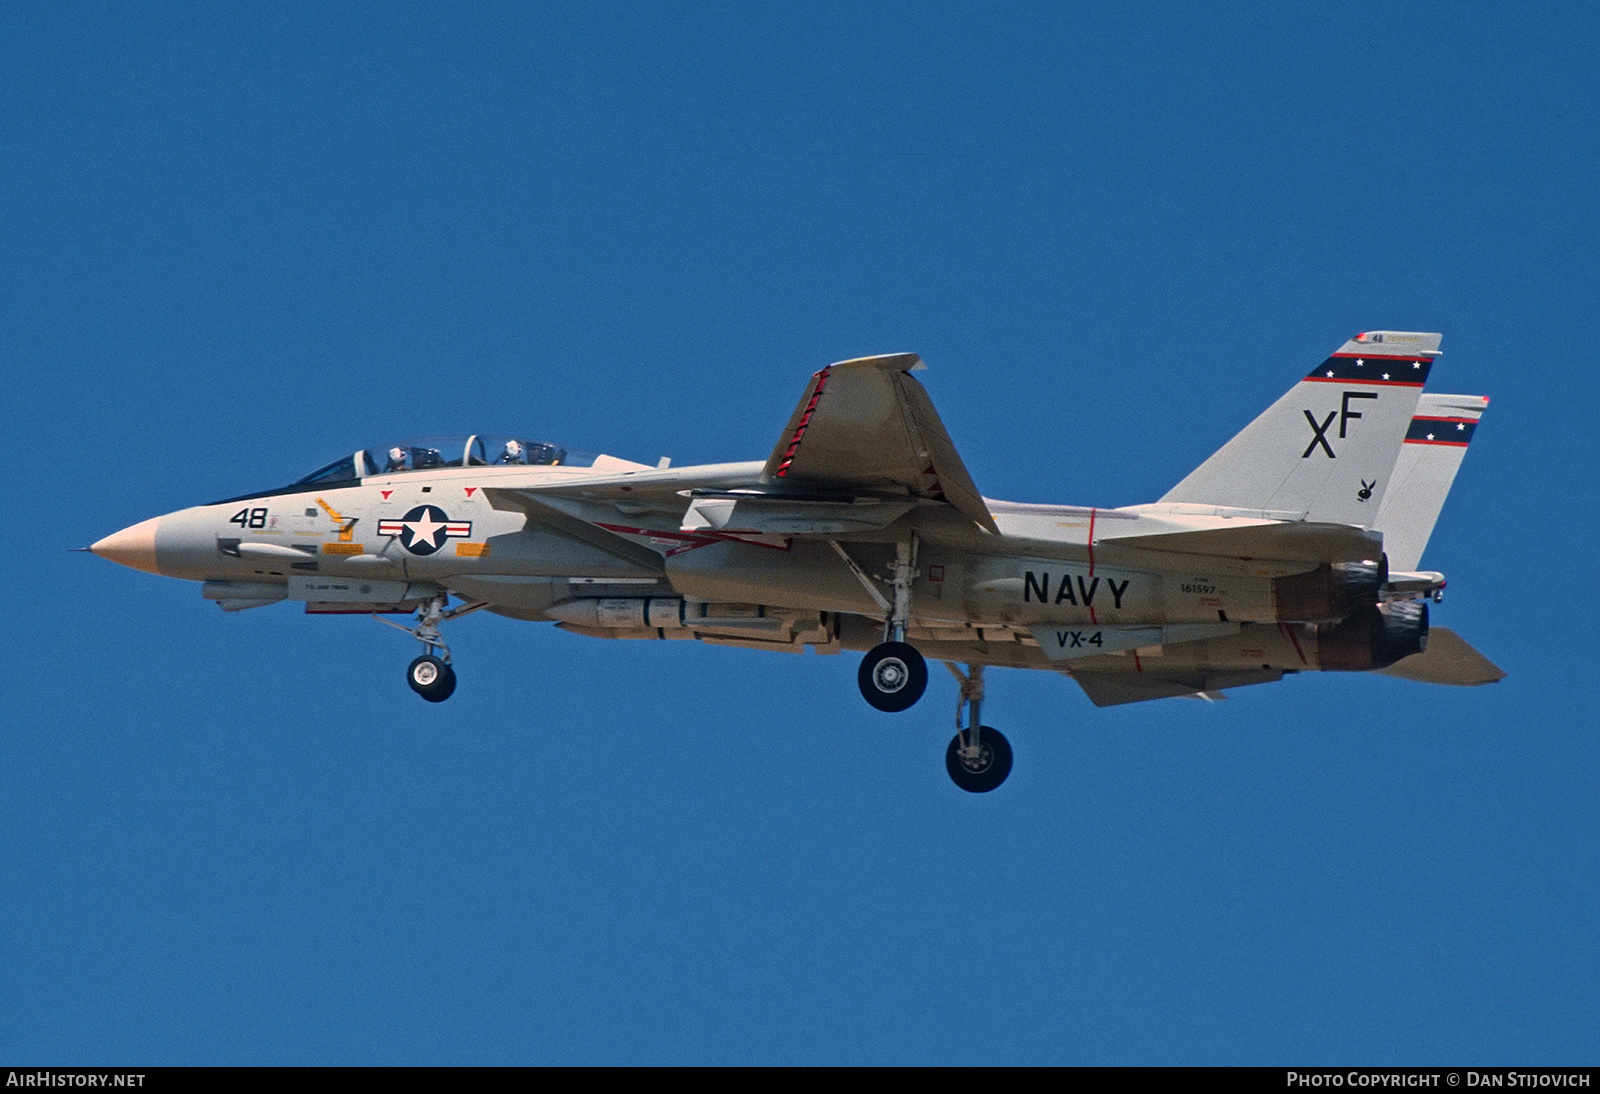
[502,440,524,463]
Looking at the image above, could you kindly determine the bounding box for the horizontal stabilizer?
[1375,627,1504,686]
[1072,668,1283,707]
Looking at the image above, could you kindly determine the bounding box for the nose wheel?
[408,655,457,702]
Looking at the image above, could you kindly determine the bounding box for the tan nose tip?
[91,517,162,575]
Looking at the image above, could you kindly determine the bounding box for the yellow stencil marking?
[315,497,359,543]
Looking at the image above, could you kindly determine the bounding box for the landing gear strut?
[943,663,1012,793]
[375,593,487,703]
[856,536,928,711]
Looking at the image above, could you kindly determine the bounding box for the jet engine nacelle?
[1316,600,1429,671]
[1273,558,1388,623]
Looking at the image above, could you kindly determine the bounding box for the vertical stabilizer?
[1161,332,1439,526]
[1373,394,1487,571]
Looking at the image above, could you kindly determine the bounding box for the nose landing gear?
[375,593,487,703]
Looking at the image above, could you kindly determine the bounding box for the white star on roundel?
[405,509,446,550]
[1427,433,1436,441]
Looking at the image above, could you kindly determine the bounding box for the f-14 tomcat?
[91,331,1502,791]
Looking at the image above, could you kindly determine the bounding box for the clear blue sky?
[4,1,1596,1064]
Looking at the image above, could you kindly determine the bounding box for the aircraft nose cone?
[91,516,162,575]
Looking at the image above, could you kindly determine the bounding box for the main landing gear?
[860,639,1012,790]
[375,593,488,703]
[849,535,1011,791]
[943,663,1012,793]
[855,537,929,712]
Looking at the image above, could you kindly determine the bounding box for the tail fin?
[1372,394,1487,571]
[1160,331,1439,527]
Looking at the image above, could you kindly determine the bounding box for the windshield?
[293,453,363,486]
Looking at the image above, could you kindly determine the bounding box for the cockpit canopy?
[294,435,598,486]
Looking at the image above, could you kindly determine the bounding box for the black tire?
[857,641,928,712]
[946,726,1012,793]
[407,655,457,702]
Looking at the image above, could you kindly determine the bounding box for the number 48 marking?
[229,507,268,530]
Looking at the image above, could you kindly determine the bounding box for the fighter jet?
[90,331,1502,791]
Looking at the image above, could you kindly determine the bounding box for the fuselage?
[92,439,1423,685]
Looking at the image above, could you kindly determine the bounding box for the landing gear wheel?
[946,726,1012,793]
[407,655,457,703]
[858,641,928,712]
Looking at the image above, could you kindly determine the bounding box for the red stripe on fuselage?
[1085,509,1099,624]
[1279,622,1309,665]
[1087,507,1096,576]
